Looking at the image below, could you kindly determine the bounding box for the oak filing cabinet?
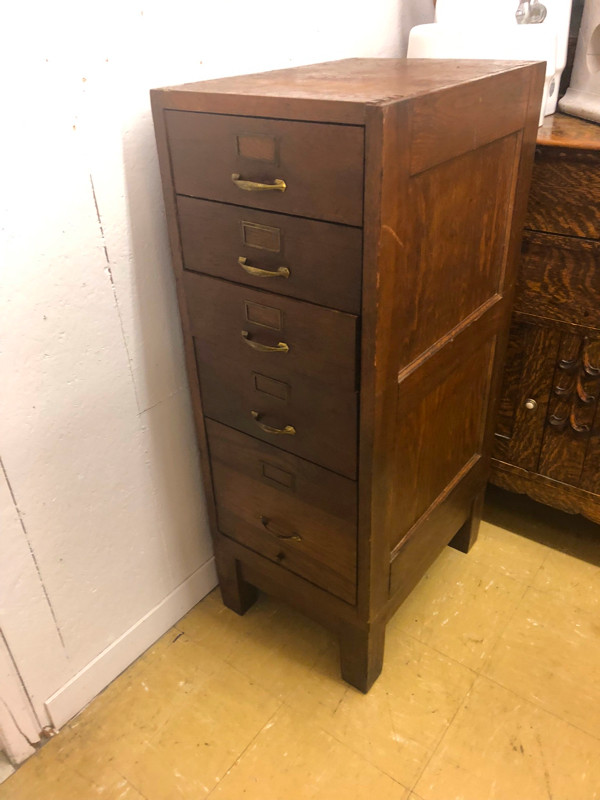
[151,59,544,691]
[491,113,600,524]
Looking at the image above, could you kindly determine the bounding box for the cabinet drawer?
[184,272,358,392]
[514,232,600,329]
[177,197,363,313]
[525,149,600,239]
[166,111,364,226]
[196,351,357,478]
[207,420,357,604]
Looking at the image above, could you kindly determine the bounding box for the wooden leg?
[339,620,385,693]
[450,489,485,554]
[216,553,258,616]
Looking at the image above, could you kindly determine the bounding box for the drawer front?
[196,352,357,478]
[184,272,358,392]
[526,148,600,239]
[514,232,600,329]
[207,420,357,604]
[177,197,363,313]
[166,111,364,226]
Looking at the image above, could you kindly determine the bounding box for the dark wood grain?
[166,111,364,226]
[491,459,600,525]
[392,341,493,541]
[491,115,600,526]
[538,333,600,484]
[389,456,486,598]
[186,272,358,476]
[398,134,518,368]
[185,272,358,392]
[339,619,385,694]
[515,233,600,328]
[152,58,545,694]
[525,149,600,239]
[207,420,357,603]
[177,197,363,313]
[410,72,527,175]
[493,321,561,470]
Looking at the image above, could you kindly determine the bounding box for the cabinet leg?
[217,554,258,616]
[339,621,385,693]
[450,489,485,554]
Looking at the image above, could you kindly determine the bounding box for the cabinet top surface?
[151,58,538,124]
[537,112,600,151]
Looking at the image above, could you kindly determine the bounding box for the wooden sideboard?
[152,58,543,691]
[491,113,600,525]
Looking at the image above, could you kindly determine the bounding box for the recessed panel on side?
[389,338,495,552]
[397,134,519,369]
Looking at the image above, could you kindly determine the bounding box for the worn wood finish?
[185,273,357,391]
[165,111,364,226]
[187,272,358,476]
[491,113,600,525]
[177,197,363,313]
[399,135,519,366]
[409,74,527,175]
[156,58,540,125]
[207,421,357,603]
[152,58,544,692]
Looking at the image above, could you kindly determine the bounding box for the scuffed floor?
[3,486,600,800]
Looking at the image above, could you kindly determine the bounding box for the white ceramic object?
[559,0,600,122]
[408,0,573,124]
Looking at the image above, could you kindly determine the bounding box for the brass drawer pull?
[259,515,302,542]
[238,256,290,279]
[251,410,296,436]
[231,173,286,192]
[241,330,289,353]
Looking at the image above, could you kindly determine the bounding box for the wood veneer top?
[537,112,600,150]
[151,58,538,124]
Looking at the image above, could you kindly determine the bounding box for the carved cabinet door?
[493,320,561,471]
[494,325,600,489]
[539,334,600,488]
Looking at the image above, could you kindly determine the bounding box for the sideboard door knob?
[525,398,538,411]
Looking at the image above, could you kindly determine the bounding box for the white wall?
[0,0,433,762]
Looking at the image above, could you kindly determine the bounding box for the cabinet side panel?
[398,133,519,367]
[391,340,493,543]
[371,63,545,615]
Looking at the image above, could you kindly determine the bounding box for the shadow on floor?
[484,484,600,567]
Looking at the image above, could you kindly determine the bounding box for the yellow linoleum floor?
[3,486,600,800]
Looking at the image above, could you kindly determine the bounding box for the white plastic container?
[559,0,600,123]
[407,0,573,124]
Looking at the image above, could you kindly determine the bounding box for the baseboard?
[45,557,218,729]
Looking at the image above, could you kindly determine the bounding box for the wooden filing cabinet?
[151,58,543,691]
[491,113,600,524]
